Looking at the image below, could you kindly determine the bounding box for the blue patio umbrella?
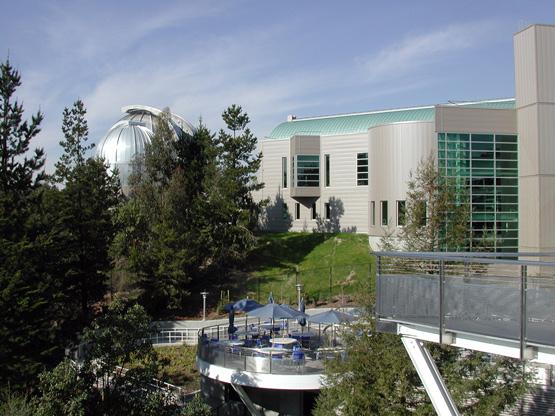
[232,299,262,313]
[247,303,298,335]
[307,309,356,325]
[308,309,356,346]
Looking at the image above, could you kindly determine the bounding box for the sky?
[1,0,555,173]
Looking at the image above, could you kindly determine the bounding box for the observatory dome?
[96,105,194,192]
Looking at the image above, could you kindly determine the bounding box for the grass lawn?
[155,345,199,392]
[240,232,374,306]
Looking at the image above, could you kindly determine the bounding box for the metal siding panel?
[320,134,369,232]
[435,107,517,134]
[536,25,555,104]
[538,105,555,175]
[369,122,436,238]
[514,25,538,108]
[518,105,539,178]
[539,176,555,250]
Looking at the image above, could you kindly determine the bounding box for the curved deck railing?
[197,322,346,376]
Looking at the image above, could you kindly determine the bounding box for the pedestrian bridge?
[374,251,555,416]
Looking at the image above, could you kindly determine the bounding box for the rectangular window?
[295,203,300,220]
[357,153,368,186]
[282,203,288,220]
[325,202,331,220]
[311,202,317,220]
[296,155,320,187]
[371,201,375,226]
[381,201,388,226]
[282,157,287,188]
[325,154,330,187]
[397,200,406,226]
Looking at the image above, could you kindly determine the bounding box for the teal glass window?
[397,200,406,226]
[357,153,368,186]
[437,132,519,252]
[296,155,319,187]
[282,157,287,189]
[325,154,330,187]
[381,200,388,226]
[371,201,375,226]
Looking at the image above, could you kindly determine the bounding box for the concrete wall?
[368,121,436,249]
[515,24,555,254]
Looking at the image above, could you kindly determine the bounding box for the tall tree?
[0,59,64,389]
[54,99,93,182]
[213,105,265,266]
[113,107,266,316]
[53,99,121,329]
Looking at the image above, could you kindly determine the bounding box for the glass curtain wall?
[438,133,518,252]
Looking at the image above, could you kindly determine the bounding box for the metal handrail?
[374,251,555,361]
[374,251,555,267]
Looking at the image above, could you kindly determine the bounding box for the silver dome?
[96,105,194,191]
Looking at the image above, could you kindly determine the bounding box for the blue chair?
[292,346,305,363]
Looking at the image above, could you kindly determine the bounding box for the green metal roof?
[267,99,515,140]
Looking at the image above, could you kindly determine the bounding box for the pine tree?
[53,100,121,329]
[213,105,265,266]
[0,59,63,389]
[54,99,94,182]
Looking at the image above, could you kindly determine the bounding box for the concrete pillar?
[515,24,555,255]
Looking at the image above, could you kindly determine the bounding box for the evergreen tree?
[53,99,121,329]
[54,99,93,182]
[213,105,265,267]
[0,59,64,389]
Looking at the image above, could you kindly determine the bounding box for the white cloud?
[361,20,499,83]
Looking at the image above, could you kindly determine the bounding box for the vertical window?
[282,203,288,220]
[397,200,406,226]
[325,154,330,187]
[381,201,388,226]
[296,155,320,187]
[311,202,317,220]
[371,201,375,226]
[282,157,287,189]
[295,203,300,220]
[325,202,331,219]
[357,153,368,185]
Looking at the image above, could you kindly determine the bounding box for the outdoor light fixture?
[295,283,304,308]
[200,291,209,321]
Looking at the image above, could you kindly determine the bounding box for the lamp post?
[200,291,209,321]
[295,283,303,308]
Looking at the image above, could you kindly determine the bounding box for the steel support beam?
[401,337,460,416]
[230,381,263,416]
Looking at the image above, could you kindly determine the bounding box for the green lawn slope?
[241,232,373,306]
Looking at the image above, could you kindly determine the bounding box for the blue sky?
[1,0,555,172]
